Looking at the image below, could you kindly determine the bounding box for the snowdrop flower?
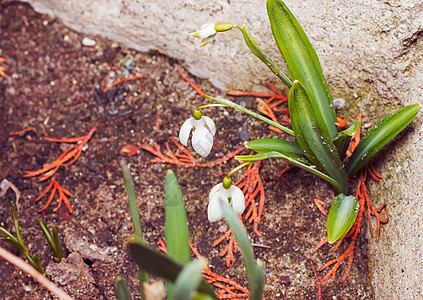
[208,177,245,222]
[191,22,234,47]
[179,108,216,157]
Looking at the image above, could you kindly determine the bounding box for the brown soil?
[0,2,372,299]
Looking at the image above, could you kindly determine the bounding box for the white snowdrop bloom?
[208,181,245,222]
[191,23,217,47]
[179,111,216,157]
[191,22,234,47]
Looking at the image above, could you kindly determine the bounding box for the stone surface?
[19,0,423,298]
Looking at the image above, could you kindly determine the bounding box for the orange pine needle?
[313,199,328,216]
[177,68,205,97]
[8,127,36,136]
[102,74,145,93]
[256,98,282,133]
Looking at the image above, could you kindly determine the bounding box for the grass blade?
[120,160,149,299]
[165,170,191,298]
[219,199,264,300]
[116,276,132,300]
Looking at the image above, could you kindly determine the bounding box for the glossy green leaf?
[165,169,190,299]
[327,194,359,244]
[236,152,343,194]
[267,0,337,138]
[116,276,132,300]
[219,199,264,300]
[289,81,348,194]
[173,258,206,300]
[246,138,307,162]
[333,121,361,160]
[127,238,217,298]
[346,104,420,177]
[237,25,292,87]
[121,160,148,299]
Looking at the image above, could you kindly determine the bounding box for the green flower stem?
[204,94,294,136]
[197,104,226,110]
[234,25,293,88]
[227,162,251,178]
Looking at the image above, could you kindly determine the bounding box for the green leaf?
[288,81,348,194]
[116,276,132,300]
[0,236,27,254]
[39,220,61,262]
[327,194,359,244]
[236,152,344,194]
[219,199,265,300]
[246,138,307,162]
[165,169,191,299]
[11,202,26,252]
[120,160,149,299]
[237,25,292,87]
[127,238,217,299]
[333,121,361,160]
[25,253,44,274]
[173,258,207,300]
[52,226,63,263]
[346,104,420,177]
[267,0,337,138]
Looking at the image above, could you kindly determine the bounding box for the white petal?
[179,117,194,146]
[228,186,245,216]
[192,126,214,157]
[209,183,223,201]
[202,116,216,136]
[208,193,223,222]
[198,23,216,39]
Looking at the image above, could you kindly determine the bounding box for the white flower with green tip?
[179,109,216,157]
[208,177,245,222]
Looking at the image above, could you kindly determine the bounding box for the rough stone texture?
[19,0,423,298]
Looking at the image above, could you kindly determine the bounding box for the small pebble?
[333,97,345,110]
[89,244,98,251]
[82,37,96,47]
[108,106,118,115]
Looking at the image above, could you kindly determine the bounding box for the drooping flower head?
[191,22,234,47]
[208,176,245,222]
[179,108,216,157]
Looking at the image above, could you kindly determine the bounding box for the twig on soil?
[0,246,74,300]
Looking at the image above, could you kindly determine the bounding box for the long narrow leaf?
[52,226,63,262]
[219,199,264,300]
[120,160,149,299]
[165,170,190,298]
[246,138,307,162]
[236,152,344,194]
[127,238,217,298]
[11,202,26,252]
[346,104,420,177]
[39,220,59,262]
[172,258,206,300]
[289,81,348,194]
[116,276,132,300]
[267,0,337,138]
